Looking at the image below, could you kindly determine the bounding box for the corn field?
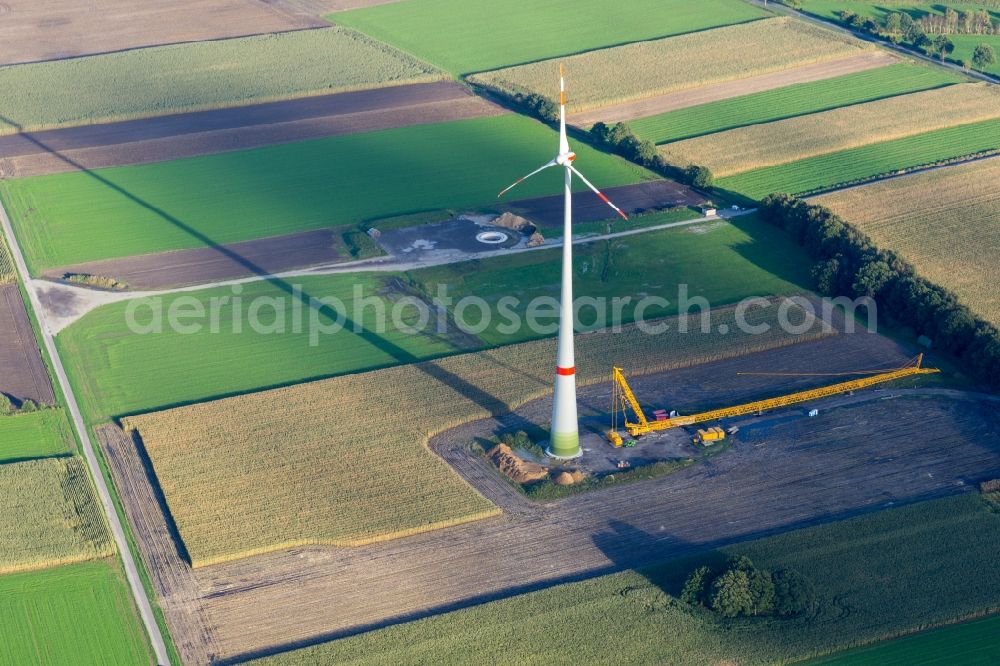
[660,83,1000,177]
[125,301,833,567]
[468,18,870,113]
[817,157,1000,326]
[0,458,114,574]
[0,27,444,134]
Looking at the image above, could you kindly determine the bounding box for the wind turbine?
[498,65,629,459]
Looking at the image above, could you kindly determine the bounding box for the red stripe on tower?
[556,366,576,376]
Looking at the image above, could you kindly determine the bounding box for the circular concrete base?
[545,445,583,460]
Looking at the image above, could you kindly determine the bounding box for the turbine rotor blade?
[568,165,629,220]
[497,159,557,198]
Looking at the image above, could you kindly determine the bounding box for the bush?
[19,399,39,413]
[683,555,795,618]
[680,565,712,606]
[773,569,817,616]
[710,569,754,618]
[684,165,714,189]
[0,394,12,416]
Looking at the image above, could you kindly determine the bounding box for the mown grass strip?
[0,409,74,463]
[631,63,959,144]
[717,117,1000,200]
[0,560,152,665]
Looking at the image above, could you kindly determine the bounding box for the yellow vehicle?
[608,355,938,442]
[694,427,726,445]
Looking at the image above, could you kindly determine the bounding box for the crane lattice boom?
[611,354,939,438]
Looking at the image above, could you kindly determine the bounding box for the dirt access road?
[0,81,504,178]
[569,52,898,128]
[0,0,327,66]
[99,330,1000,664]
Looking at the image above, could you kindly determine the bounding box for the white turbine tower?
[498,65,629,459]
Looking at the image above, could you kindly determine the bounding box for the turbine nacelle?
[555,151,576,166]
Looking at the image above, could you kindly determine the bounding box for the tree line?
[839,9,997,70]
[759,194,1000,391]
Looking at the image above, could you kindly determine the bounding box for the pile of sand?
[553,470,586,486]
[492,212,533,232]
[489,444,549,484]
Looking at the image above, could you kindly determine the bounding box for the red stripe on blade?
[556,366,575,376]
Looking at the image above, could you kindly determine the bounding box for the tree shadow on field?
[0,114,522,418]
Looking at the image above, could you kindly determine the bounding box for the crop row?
[717,117,1000,200]
[660,83,1000,177]
[0,457,114,574]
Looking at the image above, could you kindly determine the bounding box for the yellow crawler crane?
[608,354,939,442]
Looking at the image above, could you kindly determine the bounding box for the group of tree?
[759,194,1000,391]
[680,555,816,618]
[839,8,997,70]
[589,121,714,189]
[0,394,40,416]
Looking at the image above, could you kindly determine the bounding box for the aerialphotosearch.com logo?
[123,283,877,346]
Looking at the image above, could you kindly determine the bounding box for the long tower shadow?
[0,114,523,417]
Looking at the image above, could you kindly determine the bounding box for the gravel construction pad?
[0,82,504,178]
[0,283,54,404]
[376,219,523,257]
[0,0,326,66]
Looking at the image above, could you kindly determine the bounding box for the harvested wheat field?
[660,83,1000,177]
[124,301,829,567]
[0,457,114,574]
[469,18,870,114]
[817,157,1000,326]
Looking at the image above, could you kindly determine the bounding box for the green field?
[252,493,1000,665]
[333,0,768,75]
[0,560,151,665]
[411,214,812,345]
[718,117,1000,199]
[0,27,442,133]
[631,63,959,144]
[800,1,1000,76]
[59,217,811,423]
[1,115,653,273]
[0,410,74,462]
[809,613,1000,665]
